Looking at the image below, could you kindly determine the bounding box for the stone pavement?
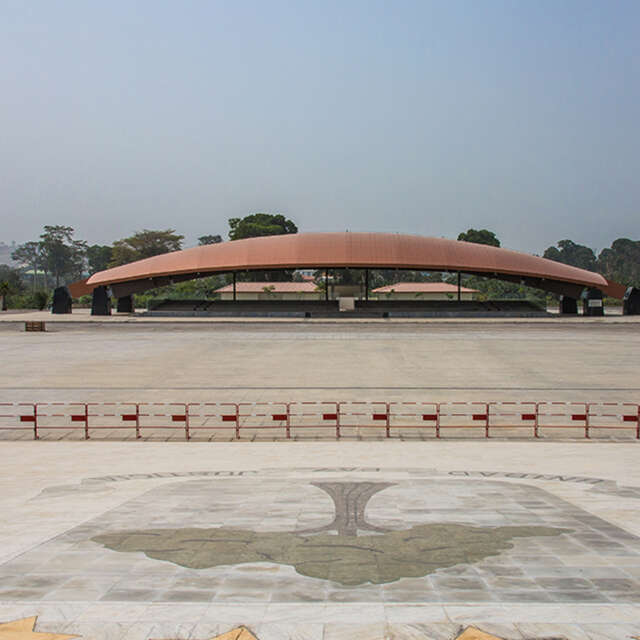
[1,317,638,406]
[1,316,639,441]
[1,315,640,638]
[1,441,640,639]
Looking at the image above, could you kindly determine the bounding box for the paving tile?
[323,622,386,640]
[385,623,459,640]
[516,622,591,639]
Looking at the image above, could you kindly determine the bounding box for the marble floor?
[1,442,639,640]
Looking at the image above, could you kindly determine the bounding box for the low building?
[372,282,477,301]
[214,281,322,301]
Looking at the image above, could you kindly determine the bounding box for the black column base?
[116,295,133,313]
[559,296,577,314]
[582,288,604,316]
[51,286,72,314]
[623,287,640,315]
[91,286,111,316]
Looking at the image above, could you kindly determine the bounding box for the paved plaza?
[2,441,640,639]
[1,314,639,639]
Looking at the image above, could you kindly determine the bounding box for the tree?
[0,265,24,293]
[0,281,9,311]
[11,241,44,291]
[86,245,113,274]
[39,225,87,287]
[228,213,298,241]
[227,214,298,281]
[543,239,597,272]
[109,229,184,267]
[457,229,501,247]
[198,235,223,245]
[597,238,640,287]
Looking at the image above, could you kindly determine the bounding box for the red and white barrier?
[289,402,340,437]
[0,400,638,440]
[537,402,592,437]
[388,402,441,436]
[33,402,91,439]
[438,402,490,436]
[237,402,290,437]
[137,402,190,438]
[488,402,540,438]
[187,403,240,439]
[0,402,39,438]
[86,403,142,439]
[337,401,391,436]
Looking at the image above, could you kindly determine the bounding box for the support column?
[582,288,604,316]
[559,295,578,314]
[623,287,640,315]
[116,295,133,313]
[91,286,111,316]
[457,272,461,302]
[52,286,72,314]
[232,272,237,302]
[325,269,329,302]
[365,269,369,301]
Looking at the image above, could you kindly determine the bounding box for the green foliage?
[0,265,25,293]
[543,239,597,272]
[597,238,640,287]
[33,290,49,310]
[457,229,501,247]
[8,290,50,310]
[0,280,8,310]
[135,274,228,308]
[0,266,26,309]
[11,241,46,290]
[315,268,440,290]
[13,227,86,289]
[39,225,87,287]
[86,245,113,274]
[198,235,223,245]
[11,241,43,272]
[228,213,297,241]
[227,213,298,281]
[110,229,184,267]
[447,273,548,303]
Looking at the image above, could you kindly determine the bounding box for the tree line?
[0,214,298,308]
[1,216,637,310]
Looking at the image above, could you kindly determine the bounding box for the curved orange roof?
[83,232,624,297]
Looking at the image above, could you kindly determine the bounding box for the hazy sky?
[2,0,639,254]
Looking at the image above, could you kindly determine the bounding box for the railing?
[1,400,639,440]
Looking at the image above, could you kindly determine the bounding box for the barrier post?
[285,403,291,439]
[484,403,490,438]
[436,403,440,439]
[585,404,590,439]
[385,402,390,438]
[84,403,90,440]
[185,404,190,441]
[32,404,39,440]
[336,403,341,439]
[235,403,240,439]
[534,402,540,438]
[135,404,141,439]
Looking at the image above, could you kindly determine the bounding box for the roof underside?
[77,232,626,299]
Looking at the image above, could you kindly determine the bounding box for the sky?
[1,0,639,255]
